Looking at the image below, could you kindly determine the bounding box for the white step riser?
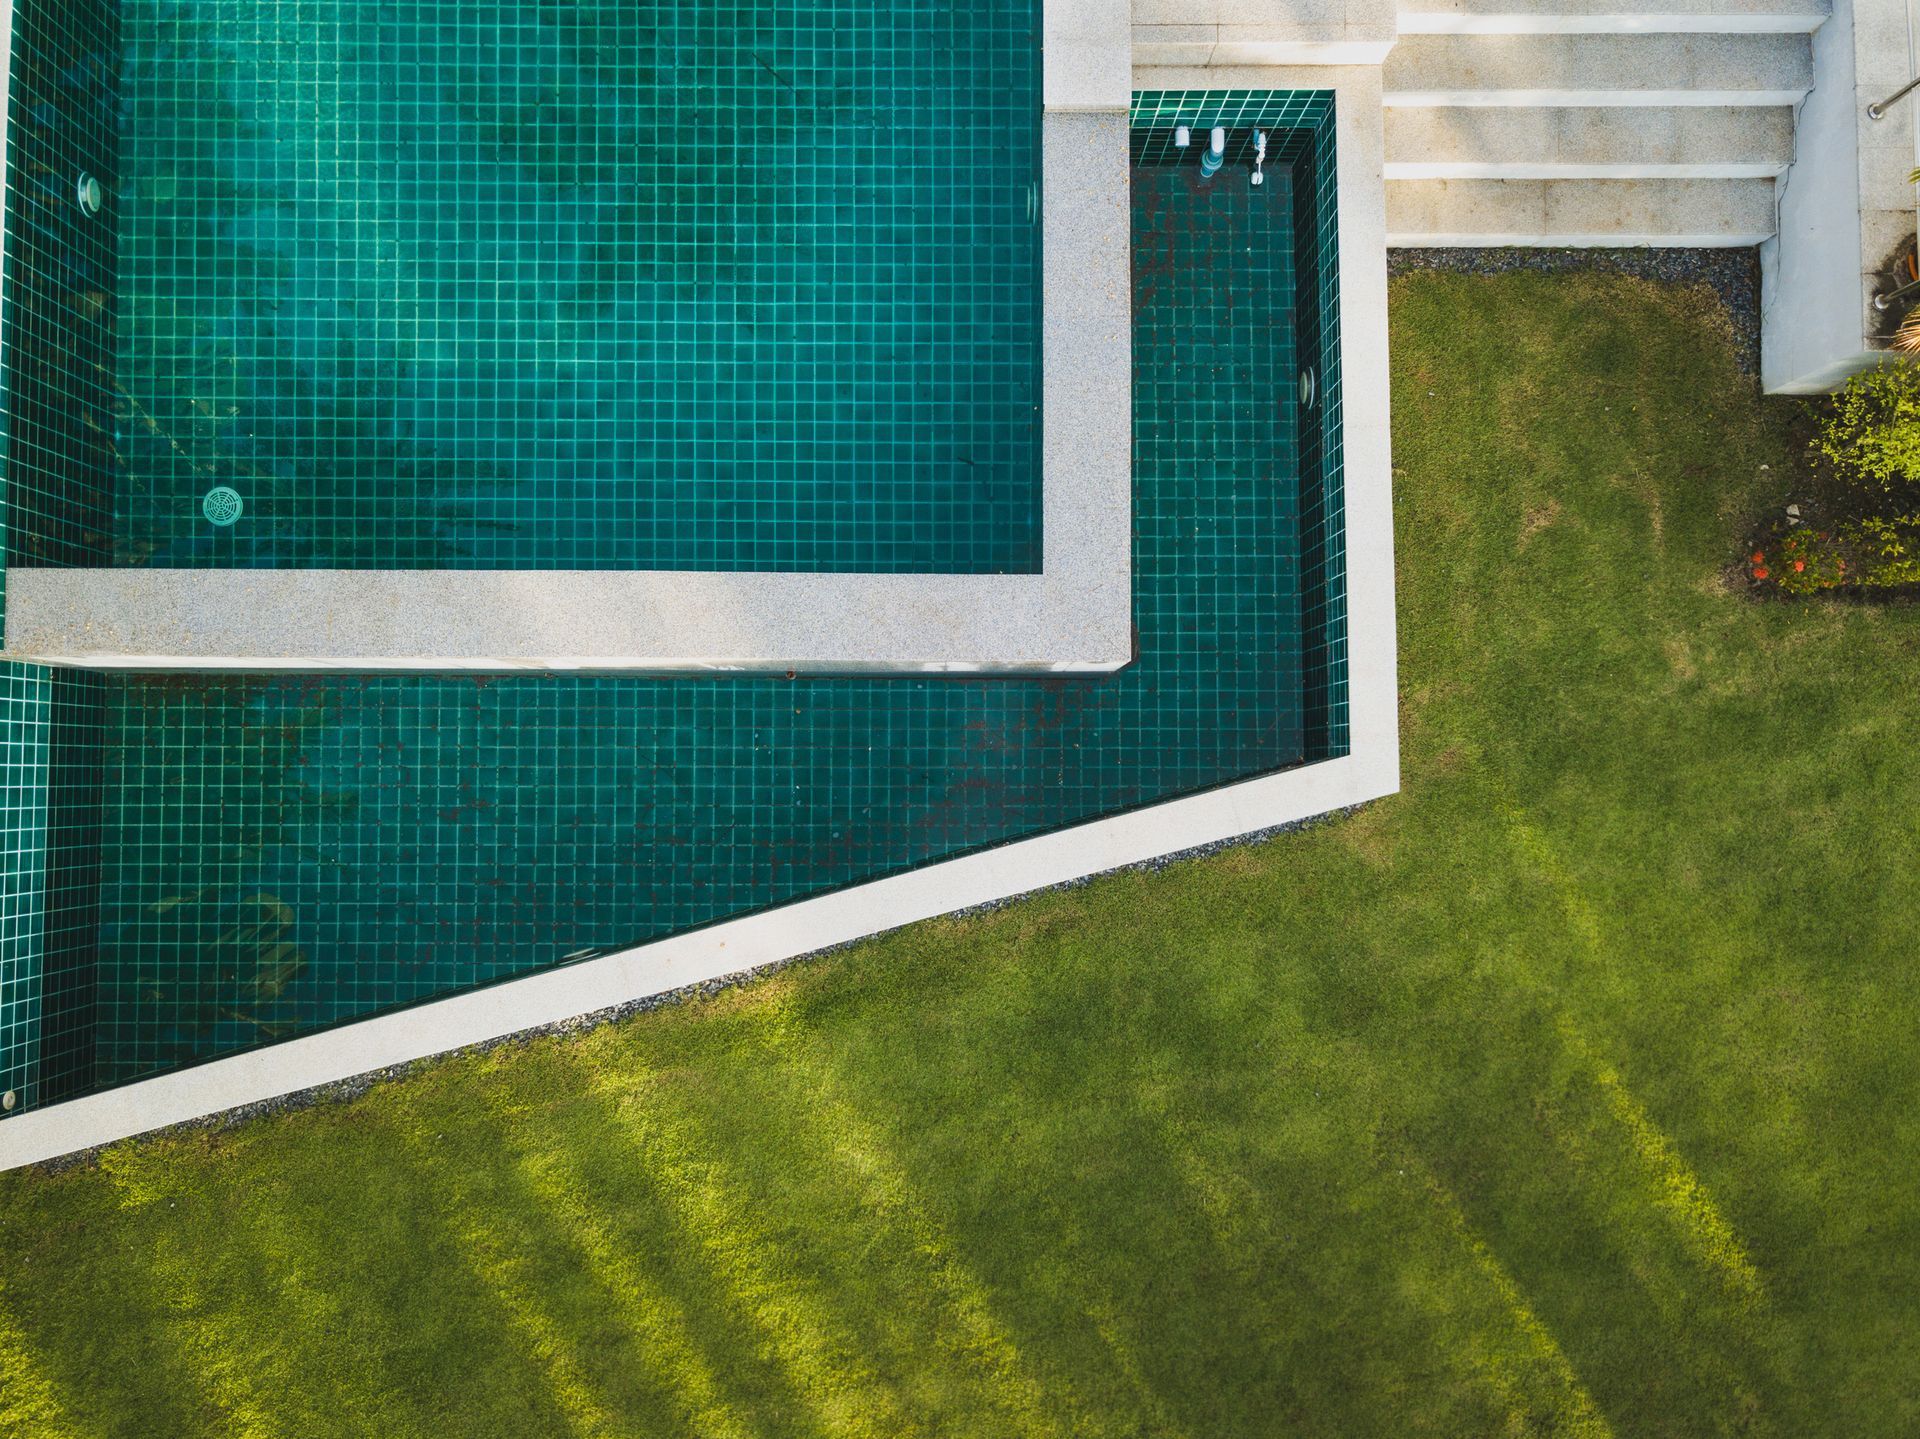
[1387,162,1788,178]
[1132,33,1398,67]
[1390,231,1777,244]
[1389,88,1809,105]
[1398,0,1827,29]
[1399,16,1825,33]
[1383,32,1814,107]
[1386,178,1780,246]
[1384,106,1797,179]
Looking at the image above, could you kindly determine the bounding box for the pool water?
[94,132,1324,1085]
[107,0,1041,570]
[0,91,1346,1112]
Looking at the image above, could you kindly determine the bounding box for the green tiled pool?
[15,0,1044,571]
[0,86,1347,1113]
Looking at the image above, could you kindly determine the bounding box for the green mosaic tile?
[0,0,120,602]
[0,663,102,1116]
[0,665,53,1111]
[39,670,106,1105]
[1134,91,1348,758]
[0,92,1350,1108]
[100,0,1042,571]
[87,135,1318,1086]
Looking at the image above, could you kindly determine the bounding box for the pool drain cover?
[202,486,244,526]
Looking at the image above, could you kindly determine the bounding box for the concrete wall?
[1763,0,1917,392]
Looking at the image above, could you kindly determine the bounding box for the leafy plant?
[1851,513,1920,586]
[1750,527,1848,594]
[1749,359,1920,594]
[1894,168,1920,353]
[1811,361,1920,491]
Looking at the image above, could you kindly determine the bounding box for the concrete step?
[1382,32,1814,105]
[1383,105,1797,178]
[1385,177,1780,244]
[1398,0,1830,33]
[1131,25,1396,67]
[1132,0,1397,66]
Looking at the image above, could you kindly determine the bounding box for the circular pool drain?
[202,485,244,526]
[76,173,102,216]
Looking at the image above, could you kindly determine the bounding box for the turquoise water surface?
[0,80,1344,1113]
[111,0,1043,570]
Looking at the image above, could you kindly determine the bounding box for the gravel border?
[21,801,1369,1175]
[1389,246,1762,376]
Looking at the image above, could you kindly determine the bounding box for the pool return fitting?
[1170,124,1267,186]
[1200,126,1226,180]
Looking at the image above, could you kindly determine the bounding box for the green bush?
[1751,527,1849,594]
[1814,361,1920,494]
[1756,361,1920,593]
[1851,515,1920,586]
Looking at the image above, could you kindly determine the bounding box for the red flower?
[1752,551,1765,563]
[1794,559,1806,572]
[1753,566,1770,580]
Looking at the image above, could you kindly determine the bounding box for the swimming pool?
[0,0,1139,675]
[6,0,1043,573]
[0,83,1354,1125]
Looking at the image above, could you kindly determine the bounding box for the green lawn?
[5,273,1918,1438]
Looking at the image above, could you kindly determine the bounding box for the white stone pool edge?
[0,66,1397,1171]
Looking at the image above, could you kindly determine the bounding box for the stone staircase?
[1380,1,1829,245]
[1131,0,1914,390]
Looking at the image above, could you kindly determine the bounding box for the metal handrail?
[1869,75,1920,120]
[1873,275,1920,311]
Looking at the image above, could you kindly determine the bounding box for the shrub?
[1851,515,1920,587]
[1752,528,1848,594]
[1754,360,1920,594]
[1813,362,1920,495]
